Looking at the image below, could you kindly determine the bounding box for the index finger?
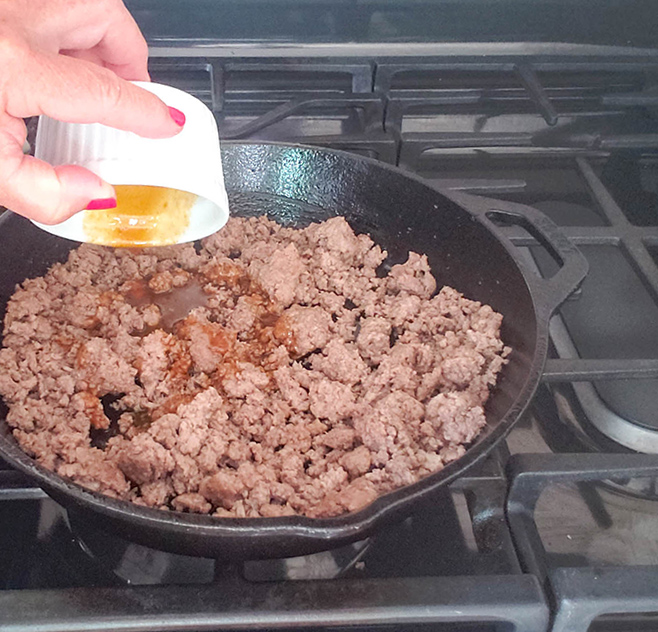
[6,47,182,139]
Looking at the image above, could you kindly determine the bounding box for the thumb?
[52,165,116,223]
[0,131,115,224]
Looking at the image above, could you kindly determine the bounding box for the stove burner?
[519,193,658,454]
[68,511,216,585]
[529,386,658,502]
[244,539,370,581]
[67,509,371,585]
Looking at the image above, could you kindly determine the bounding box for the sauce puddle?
[115,265,297,435]
[124,277,210,333]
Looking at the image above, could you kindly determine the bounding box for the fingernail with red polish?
[168,106,186,127]
[86,198,117,210]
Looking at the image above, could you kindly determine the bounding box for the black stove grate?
[0,574,548,632]
[507,453,658,632]
[0,453,552,631]
[4,47,658,631]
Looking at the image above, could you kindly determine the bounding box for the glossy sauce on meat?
[124,277,209,333]
[124,262,293,398]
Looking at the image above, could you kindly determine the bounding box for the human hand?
[0,0,184,224]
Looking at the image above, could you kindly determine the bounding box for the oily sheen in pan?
[0,215,510,518]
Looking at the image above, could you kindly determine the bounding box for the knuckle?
[95,69,124,112]
[0,33,29,69]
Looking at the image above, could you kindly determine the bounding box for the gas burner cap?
[244,539,371,582]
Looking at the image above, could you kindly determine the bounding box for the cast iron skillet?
[0,143,588,559]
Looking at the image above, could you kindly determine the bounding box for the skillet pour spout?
[0,142,587,559]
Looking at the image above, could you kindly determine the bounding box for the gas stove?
[3,11,658,631]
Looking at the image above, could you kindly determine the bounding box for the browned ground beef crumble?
[0,216,510,518]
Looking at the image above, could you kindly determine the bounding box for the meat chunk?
[172,492,212,514]
[71,391,109,430]
[148,270,175,294]
[311,216,364,262]
[221,363,270,398]
[308,379,355,422]
[177,314,234,374]
[317,425,356,450]
[357,317,391,365]
[136,330,191,402]
[228,296,260,333]
[274,305,333,357]
[75,338,137,394]
[249,243,304,308]
[340,477,379,512]
[441,349,485,387]
[339,445,372,477]
[200,471,244,509]
[311,339,368,385]
[273,366,309,411]
[387,252,436,298]
[117,434,175,485]
[425,392,486,445]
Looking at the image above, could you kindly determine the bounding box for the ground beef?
[0,216,510,518]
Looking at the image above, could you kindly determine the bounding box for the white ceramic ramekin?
[32,82,229,246]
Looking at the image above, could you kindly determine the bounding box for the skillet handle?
[443,191,589,316]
